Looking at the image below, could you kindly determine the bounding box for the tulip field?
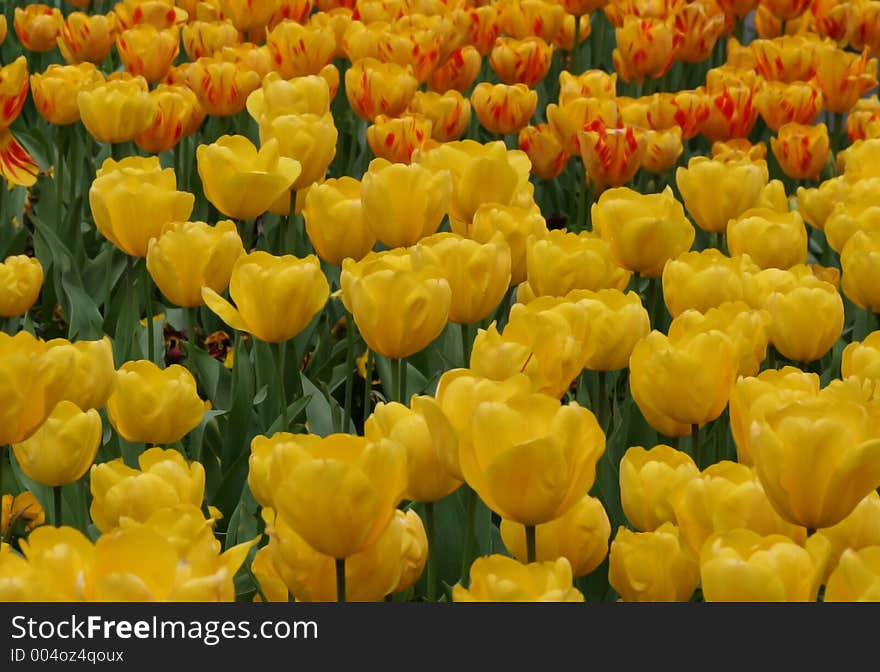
[2,0,880,604]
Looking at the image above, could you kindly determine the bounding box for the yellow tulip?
[302,177,375,266]
[591,186,695,278]
[202,251,328,344]
[471,82,538,136]
[461,393,604,526]
[763,283,844,363]
[412,232,511,325]
[796,177,851,231]
[457,203,548,286]
[453,555,584,602]
[843,331,880,383]
[727,207,808,270]
[414,139,533,224]
[620,445,699,532]
[182,20,240,61]
[642,127,684,175]
[259,112,338,192]
[265,507,427,602]
[490,36,553,87]
[246,72,331,125]
[608,523,700,602]
[751,395,880,530]
[700,529,829,601]
[558,69,617,105]
[196,135,301,221]
[147,220,244,309]
[360,159,451,248]
[433,369,534,481]
[526,230,631,298]
[842,230,880,312]
[500,495,611,577]
[89,447,206,532]
[672,461,806,554]
[667,302,771,378]
[662,249,760,317]
[840,138,880,181]
[612,16,680,84]
[15,525,92,600]
[729,367,820,465]
[77,76,156,144]
[88,156,194,258]
[825,547,880,601]
[340,251,451,359]
[629,330,738,431]
[13,401,101,488]
[269,433,407,559]
[546,96,620,157]
[364,396,461,503]
[816,491,880,582]
[676,156,769,234]
[106,361,208,445]
[365,113,436,165]
[251,545,290,602]
[0,255,42,318]
[0,332,70,446]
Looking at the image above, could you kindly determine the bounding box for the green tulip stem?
[526,525,537,564]
[55,129,66,235]
[391,357,406,404]
[187,307,198,348]
[363,350,374,425]
[53,486,62,527]
[274,341,289,432]
[691,423,701,469]
[141,262,156,364]
[460,322,471,368]
[459,486,478,582]
[342,313,356,433]
[335,557,346,603]
[425,501,437,602]
[597,370,609,430]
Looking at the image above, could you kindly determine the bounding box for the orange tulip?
[612,16,681,84]
[755,81,823,132]
[366,114,435,165]
[0,57,29,130]
[642,127,684,174]
[673,2,725,64]
[471,83,538,136]
[557,70,617,105]
[452,5,500,56]
[346,57,418,122]
[134,85,205,154]
[700,84,759,142]
[546,97,620,157]
[266,20,336,79]
[578,122,646,191]
[751,36,817,83]
[770,122,830,181]
[408,90,470,143]
[58,12,119,65]
[377,27,442,85]
[0,129,38,188]
[519,124,569,180]
[117,25,179,83]
[13,4,62,53]
[813,45,879,114]
[429,46,482,94]
[490,36,554,88]
[184,57,261,117]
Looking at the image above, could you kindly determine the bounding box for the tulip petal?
[201,287,250,334]
[0,128,38,187]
